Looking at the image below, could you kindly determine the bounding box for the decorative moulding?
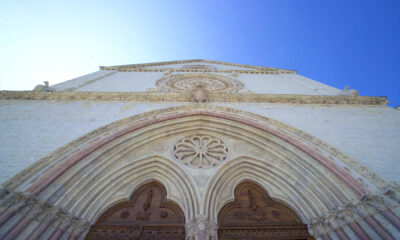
[99,59,297,74]
[0,91,388,105]
[155,73,244,93]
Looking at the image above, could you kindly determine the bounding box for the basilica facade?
[0,60,399,239]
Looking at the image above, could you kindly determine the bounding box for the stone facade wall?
[1,60,399,239]
[0,105,399,240]
[51,70,342,95]
[0,100,184,183]
[0,100,399,184]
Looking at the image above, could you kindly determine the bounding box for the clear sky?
[1,0,399,106]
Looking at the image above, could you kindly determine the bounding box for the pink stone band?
[26,110,367,196]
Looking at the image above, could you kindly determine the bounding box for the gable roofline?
[99,59,297,73]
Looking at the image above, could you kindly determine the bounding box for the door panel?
[86,182,185,240]
[218,182,313,240]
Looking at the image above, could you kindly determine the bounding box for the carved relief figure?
[218,182,313,240]
[85,182,185,240]
[33,81,54,92]
[143,189,153,211]
[191,83,208,102]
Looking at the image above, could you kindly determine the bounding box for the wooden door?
[218,182,313,240]
[85,181,185,240]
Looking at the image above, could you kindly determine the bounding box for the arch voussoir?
[1,105,398,240]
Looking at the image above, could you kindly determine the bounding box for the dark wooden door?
[85,181,185,240]
[218,182,313,240]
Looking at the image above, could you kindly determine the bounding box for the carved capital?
[309,217,330,238]
[71,222,91,238]
[37,206,59,223]
[309,192,400,238]
[337,204,357,223]
[0,187,11,200]
[325,212,340,229]
[64,218,85,237]
[28,202,45,218]
[381,182,400,203]
[363,194,388,212]
[186,216,218,240]
[57,214,73,231]
[0,192,27,209]
[0,189,91,238]
[185,220,196,237]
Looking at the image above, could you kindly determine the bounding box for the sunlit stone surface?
[0,60,399,240]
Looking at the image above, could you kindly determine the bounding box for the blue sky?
[1,0,399,106]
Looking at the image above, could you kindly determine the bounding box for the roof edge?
[99,59,297,73]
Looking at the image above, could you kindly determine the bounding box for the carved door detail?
[86,181,185,240]
[218,182,313,240]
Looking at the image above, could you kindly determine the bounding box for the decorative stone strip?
[99,59,296,73]
[100,67,295,74]
[0,91,387,105]
[309,193,400,239]
[0,188,91,240]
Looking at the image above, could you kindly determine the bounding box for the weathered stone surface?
[0,90,387,104]
[0,60,399,240]
[0,102,398,185]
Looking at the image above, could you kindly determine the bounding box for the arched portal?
[85,181,185,240]
[0,105,398,240]
[218,181,313,240]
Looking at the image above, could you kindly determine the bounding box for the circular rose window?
[156,74,243,93]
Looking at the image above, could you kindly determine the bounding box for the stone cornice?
[99,67,295,74]
[0,91,387,105]
[99,59,296,73]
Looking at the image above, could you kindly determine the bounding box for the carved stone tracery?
[2,105,400,240]
[156,73,244,93]
[173,135,228,168]
[182,64,217,69]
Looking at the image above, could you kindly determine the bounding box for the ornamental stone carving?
[186,216,218,240]
[182,64,216,69]
[156,74,244,93]
[33,81,54,92]
[173,135,228,168]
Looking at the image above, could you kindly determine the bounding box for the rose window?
[156,74,244,93]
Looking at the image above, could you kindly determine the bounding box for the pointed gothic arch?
[85,181,186,240]
[0,105,398,240]
[218,181,313,240]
